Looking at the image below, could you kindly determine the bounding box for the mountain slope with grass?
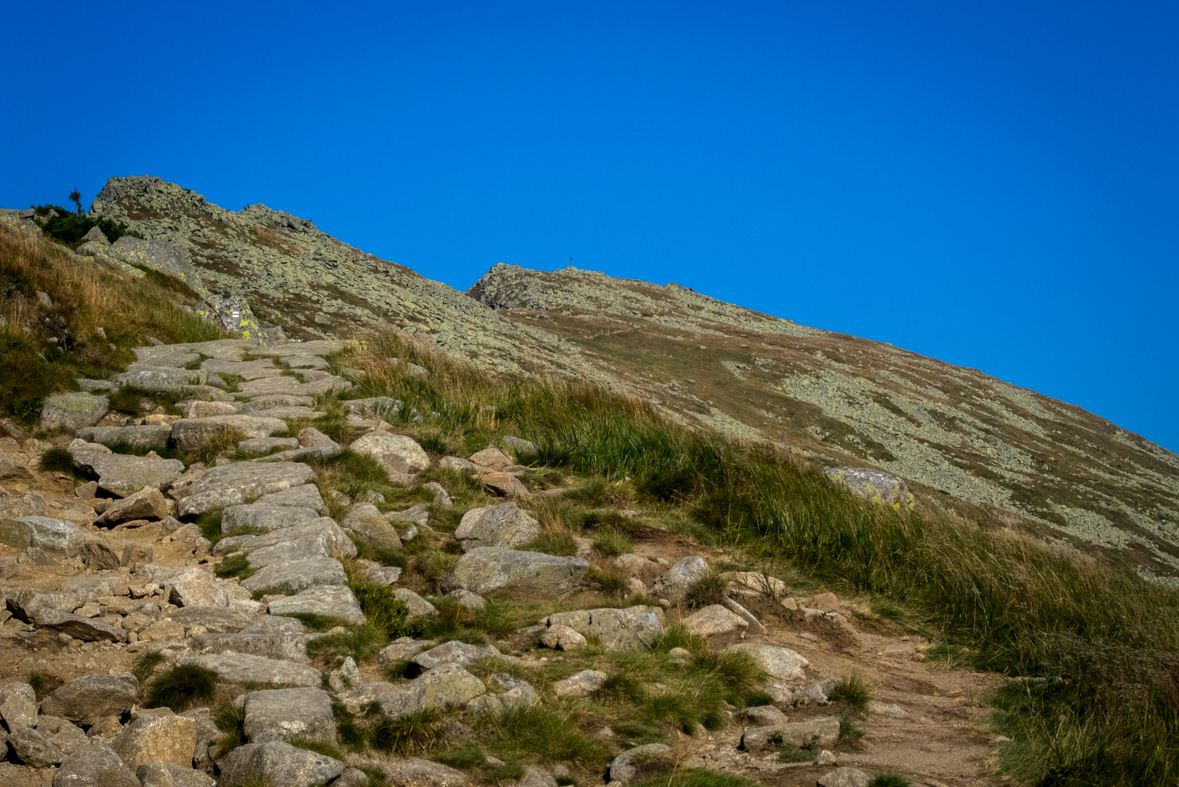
[85,176,1179,584]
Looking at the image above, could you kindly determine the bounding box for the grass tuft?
[828,674,871,715]
[145,664,217,711]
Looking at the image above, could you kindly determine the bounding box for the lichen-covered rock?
[267,585,365,624]
[217,740,345,787]
[607,743,673,783]
[0,682,37,732]
[394,588,438,620]
[681,605,749,636]
[219,518,355,566]
[73,449,185,498]
[350,431,429,479]
[177,654,321,688]
[243,688,337,745]
[552,669,608,697]
[77,424,172,451]
[186,630,309,663]
[824,467,908,506]
[193,292,262,339]
[39,674,139,726]
[108,236,206,294]
[378,759,470,787]
[726,643,809,681]
[53,742,139,787]
[95,487,169,526]
[110,714,197,770]
[37,609,127,642]
[0,490,48,519]
[651,555,709,602]
[0,515,88,555]
[442,548,589,598]
[816,768,873,787]
[137,762,217,787]
[220,503,318,534]
[170,415,287,453]
[174,461,315,517]
[240,557,348,595]
[454,503,539,552]
[410,641,502,672]
[539,624,586,651]
[740,717,841,751]
[342,503,402,550]
[377,664,486,718]
[544,606,664,652]
[40,393,109,432]
[253,483,328,513]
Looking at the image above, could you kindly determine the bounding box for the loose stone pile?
[0,336,900,787]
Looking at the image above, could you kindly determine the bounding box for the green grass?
[828,674,872,715]
[26,672,62,700]
[479,705,610,765]
[370,710,440,754]
[632,769,761,787]
[196,508,226,545]
[432,742,486,769]
[684,570,728,608]
[214,701,247,752]
[287,613,354,632]
[838,714,865,743]
[290,738,346,761]
[131,651,167,685]
[520,531,579,557]
[214,552,255,580]
[145,664,217,711]
[593,530,634,557]
[870,775,912,787]
[37,447,75,475]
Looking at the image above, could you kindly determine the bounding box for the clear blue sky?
[3,1,1177,452]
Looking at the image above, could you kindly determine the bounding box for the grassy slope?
[0,223,229,422]
[326,329,1179,787]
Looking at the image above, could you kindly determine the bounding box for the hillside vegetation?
[324,330,1179,786]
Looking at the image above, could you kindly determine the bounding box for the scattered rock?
[268,585,366,624]
[217,741,345,787]
[342,503,402,550]
[52,742,139,787]
[681,604,749,636]
[454,503,539,552]
[540,624,587,650]
[378,758,469,787]
[553,670,608,697]
[411,641,502,672]
[824,467,907,506]
[395,588,439,620]
[40,674,139,726]
[378,663,487,718]
[243,688,337,745]
[350,431,429,481]
[816,767,873,787]
[174,461,315,517]
[220,504,319,534]
[607,743,673,783]
[96,488,169,527]
[110,714,197,770]
[0,682,37,732]
[726,643,809,681]
[544,606,664,652]
[177,654,322,688]
[651,556,709,602]
[40,393,110,432]
[11,726,66,767]
[740,717,841,751]
[77,425,172,452]
[443,548,589,598]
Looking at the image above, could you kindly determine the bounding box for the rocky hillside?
[85,177,1179,583]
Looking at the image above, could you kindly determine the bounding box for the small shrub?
[215,552,255,581]
[521,532,579,557]
[351,584,413,639]
[839,714,865,742]
[214,701,247,751]
[188,427,249,465]
[778,745,815,763]
[131,651,166,685]
[481,705,609,765]
[593,531,634,557]
[306,623,390,664]
[146,664,217,711]
[26,672,62,700]
[37,447,75,475]
[371,710,439,754]
[743,692,774,708]
[690,651,764,701]
[828,674,871,715]
[684,570,728,608]
[290,738,345,761]
[870,775,912,787]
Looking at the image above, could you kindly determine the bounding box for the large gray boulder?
[170,415,287,453]
[466,673,539,717]
[40,674,139,726]
[442,548,589,598]
[454,503,539,552]
[95,488,169,527]
[377,664,486,718]
[740,717,841,751]
[219,518,356,566]
[378,759,469,787]
[220,504,318,534]
[166,605,258,633]
[0,491,48,519]
[111,368,230,400]
[174,462,315,517]
[218,741,345,787]
[409,641,501,672]
[53,742,139,787]
[350,431,429,481]
[243,688,337,745]
[109,714,197,770]
[651,555,710,602]
[68,442,186,497]
[137,763,216,787]
[0,515,89,555]
[108,236,204,289]
[726,643,809,681]
[11,726,65,766]
[824,467,908,506]
[341,503,402,550]
[267,585,365,624]
[543,606,664,652]
[0,682,37,732]
[608,744,674,783]
[240,557,348,595]
[40,393,109,431]
[177,654,321,688]
[187,630,310,663]
[77,424,172,451]
[253,483,328,514]
[37,609,127,642]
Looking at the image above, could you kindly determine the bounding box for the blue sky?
[2,1,1177,452]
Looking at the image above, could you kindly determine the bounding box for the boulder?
[469,447,512,471]
[544,606,664,652]
[744,705,790,726]
[0,491,48,519]
[378,638,435,664]
[377,664,486,718]
[385,504,430,525]
[442,548,589,598]
[342,503,402,550]
[40,393,109,431]
[421,482,452,506]
[11,726,65,766]
[88,454,186,498]
[726,643,809,681]
[268,585,366,624]
[38,716,88,755]
[237,436,300,455]
[187,630,309,663]
[40,674,139,726]
[165,605,258,633]
[539,624,586,651]
[237,395,314,414]
[378,759,469,787]
[170,415,287,453]
[253,483,328,513]
[681,605,749,636]
[0,515,88,555]
[446,589,486,610]
[137,763,216,787]
[96,488,169,526]
[77,425,172,451]
[297,427,339,452]
[111,369,230,400]
[176,654,321,688]
[817,768,873,787]
[0,682,37,731]
[502,436,538,457]
[217,518,355,565]
[467,673,539,716]
[454,503,539,552]
[110,714,197,770]
[179,400,240,418]
[395,589,438,620]
[607,744,673,783]
[53,743,139,787]
[739,717,841,751]
[220,504,318,534]
[651,556,710,602]
[241,557,348,595]
[410,641,501,672]
[243,687,337,745]
[174,462,316,517]
[553,670,608,697]
[480,473,529,498]
[217,740,345,787]
[37,609,127,642]
[824,467,907,506]
[350,431,429,480]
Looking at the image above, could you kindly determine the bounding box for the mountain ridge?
[87,175,1179,581]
